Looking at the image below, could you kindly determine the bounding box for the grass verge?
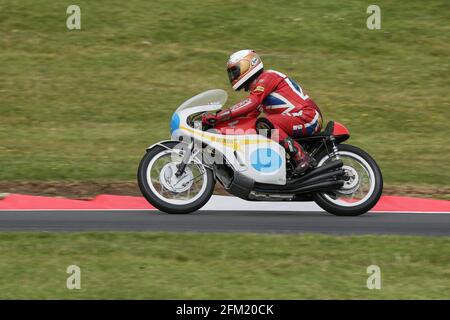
[0,232,449,299]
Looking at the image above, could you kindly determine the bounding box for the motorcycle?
[138,89,383,216]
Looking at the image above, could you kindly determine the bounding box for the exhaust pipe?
[254,160,344,194]
[296,169,344,187]
[292,179,345,194]
[254,173,345,194]
[295,159,343,184]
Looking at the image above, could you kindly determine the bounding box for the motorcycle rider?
[202,49,323,175]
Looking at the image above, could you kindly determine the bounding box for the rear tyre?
[313,144,383,216]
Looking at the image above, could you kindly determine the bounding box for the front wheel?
[313,144,383,216]
[137,142,215,214]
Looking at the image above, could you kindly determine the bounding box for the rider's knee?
[255,118,275,138]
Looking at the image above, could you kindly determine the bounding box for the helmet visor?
[227,65,240,83]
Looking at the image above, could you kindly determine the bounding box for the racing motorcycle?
[137,89,383,216]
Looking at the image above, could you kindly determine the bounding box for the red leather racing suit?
[224,70,323,155]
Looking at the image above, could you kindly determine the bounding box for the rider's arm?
[215,72,282,122]
[215,96,259,121]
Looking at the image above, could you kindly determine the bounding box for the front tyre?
[313,144,383,216]
[137,142,215,214]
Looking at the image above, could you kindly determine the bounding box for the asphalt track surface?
[0,210,449,236]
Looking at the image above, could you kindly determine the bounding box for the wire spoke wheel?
[313,144,383,216]
[138,142,215,214]
[146,150,207,205]
[318,152,375,207]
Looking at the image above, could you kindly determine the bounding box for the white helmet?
[227,50,264,91]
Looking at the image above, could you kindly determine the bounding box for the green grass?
[0,232,449,299]
[1,0,449,185]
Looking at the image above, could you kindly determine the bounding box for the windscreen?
[176,89,228,112]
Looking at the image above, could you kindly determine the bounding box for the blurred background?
[1,0,448,196]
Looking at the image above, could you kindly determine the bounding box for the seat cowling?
[295,121,350,143]
[309,121,334,137]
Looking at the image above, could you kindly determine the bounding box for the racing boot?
[282,137,313,176]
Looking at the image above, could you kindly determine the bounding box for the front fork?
[175,142,194,177]
[175,141,206,177]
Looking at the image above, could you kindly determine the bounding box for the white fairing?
[169,90,287,185]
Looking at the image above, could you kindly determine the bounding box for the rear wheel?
[313,144,383,216]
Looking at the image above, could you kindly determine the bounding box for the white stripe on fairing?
[232,63,264,90]
[285,77,309,100]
